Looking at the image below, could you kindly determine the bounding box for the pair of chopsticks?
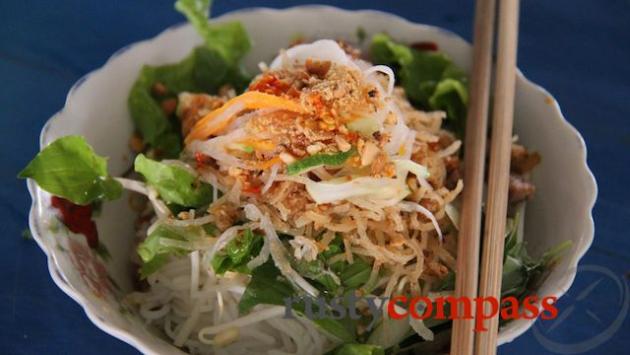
[451,0,521,354]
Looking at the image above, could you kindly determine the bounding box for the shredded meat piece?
[444,155,461,190]
[429,131,456,151]
[208,202,240,231]
[509,174,536,203]
[511,143,541,174]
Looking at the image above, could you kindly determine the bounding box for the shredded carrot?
[238,138,276,152]
[254,156,282,170]
[185,91,305,144]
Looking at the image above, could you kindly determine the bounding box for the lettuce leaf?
[174,0,251,63]
[18,136,122,205]
[128,67,182,158]
[211,228,264,274]
[128,47,249,158]
[429,78,468,137]
[139,254,170,278]
[370,33,468,137]
[137,224,207,278]
[134,154,213,208]
[128,0,251,158]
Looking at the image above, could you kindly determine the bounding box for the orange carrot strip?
[185,91,304,144]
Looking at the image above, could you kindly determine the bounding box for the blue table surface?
[1,0,629,354]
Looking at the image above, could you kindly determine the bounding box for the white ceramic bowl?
[26,5,597,354]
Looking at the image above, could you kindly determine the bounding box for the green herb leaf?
[140,254,170,279]
[175,0,251,63]
[239,260,296,314]
[137,224,206,277]
[239,261,356,343]
[287,148,357,175]
[292,258,341,294]
[333,344,385,355]
[370,33,413,67]
[134,154,213,208]
[137,224,205,262]
[370,33,468,137]
[128,0,251,158]
[429,78,468,137]
[211,229,264,274]
[435,213,571,302]
[320,234,344,260]
[128,46,247,159]
[18,136,122,205]
[127,66,181,158]
[338,258,371,289]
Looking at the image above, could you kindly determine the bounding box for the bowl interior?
[30,6,595,353]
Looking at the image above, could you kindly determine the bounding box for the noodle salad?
[19,1,570,354]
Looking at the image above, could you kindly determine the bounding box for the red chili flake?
[411,41,439,51]
[308,93,327,114]
[242,185,262,196]
[51,196,98,248]
[194,152,213,168]
[345,131,360,143]
[249,74,293,97]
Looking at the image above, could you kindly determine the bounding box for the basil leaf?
[211,229,264,274]
[238,260,295,314]
[18,136,122,205]
[134,154,213,208]
[287,148,357,175]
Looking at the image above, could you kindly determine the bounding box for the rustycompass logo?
[283,292,559,332]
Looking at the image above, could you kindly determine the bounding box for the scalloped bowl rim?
[26,5,597,354]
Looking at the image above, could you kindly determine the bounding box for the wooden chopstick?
[450,0,497,353]
[475,0,521,354]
